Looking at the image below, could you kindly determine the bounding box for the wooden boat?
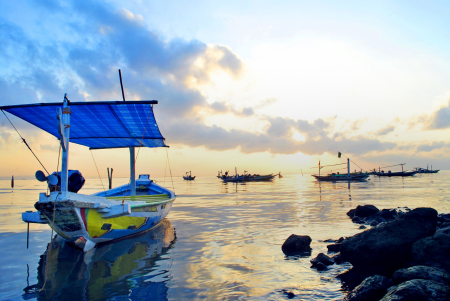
[243,173,276,181]
[414,166,439,174]
[375,171,416,177]
[183,171,196,180]
[313,172,369,181]
[2,94,175,252]
[312,157,369,181]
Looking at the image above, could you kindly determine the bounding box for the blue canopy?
[0,101,167,149]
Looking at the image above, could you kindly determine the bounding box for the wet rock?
[359,225,366,229]
[311,253,334,266]
[393,265,450,285]
[324,238,336,243]
[347,205,380,219]
[311,262,328,271]
[340,208,437,275]
[281,234,312,256]
[337,268,373,291]
[337,237,345,243]
[411,226,450,272]
[380,209,398,220]
[343,275,393,301]
[438,213,450,223]
[380,279,450,301]
[351,216,365,224]
[331,252,343,264]
[327,243,341,253]
[366,215,386,226]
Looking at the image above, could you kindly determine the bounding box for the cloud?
[0,0,397,159]
[427,99,450,130]
[416,141,448,152]
[376,125,395,136]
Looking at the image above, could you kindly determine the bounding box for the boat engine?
[48,170,85,193]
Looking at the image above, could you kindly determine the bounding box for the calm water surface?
[0,172,449,300]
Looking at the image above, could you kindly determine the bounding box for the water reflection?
[23,219,176,301]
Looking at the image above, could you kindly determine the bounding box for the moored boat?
[183,171,196,180]
[2,92,175,252]
[312,155,369,182]
[414,166,439,174]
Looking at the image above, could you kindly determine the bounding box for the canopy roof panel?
[0,101,167,149]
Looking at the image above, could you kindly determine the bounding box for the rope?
[166,148,175,194]
[1,109,50,175]
[39,145,62,292]
[338,152,365,172]
[90,150,105,192]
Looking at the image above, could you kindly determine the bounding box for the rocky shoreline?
[282,205,450,300]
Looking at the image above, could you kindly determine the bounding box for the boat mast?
[347,158,350,176]
[59,94,71,196]
[119,70,136,196]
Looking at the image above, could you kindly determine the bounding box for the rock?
[337,268,373,291]
[343,275,393,301]
[348,205,380,218]
[393,265,450,285]
[331,252,344,264]
[311,253,334,266]
[380,209,398,220]
[340,207,438,275]
[359,225,366,229]
[324,239,336,243]
[311,262,327,271]
[327,243,341,253]
[438,213,450,223]
[281,234,312,256]
[351,216,365,224]
[380,279,450,301]
[337,237,345,243]
[366,215,386,226]
[411,227,450,272]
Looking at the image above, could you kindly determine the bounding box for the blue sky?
[1,0,450,177]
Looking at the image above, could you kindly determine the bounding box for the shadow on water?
[22,219,176,301]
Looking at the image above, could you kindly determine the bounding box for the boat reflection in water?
[23,219,176,301]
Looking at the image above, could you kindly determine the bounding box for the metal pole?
[347,158,350,176]
[60,95,71,195]
[27,223,29,249]
[118,70,136,196]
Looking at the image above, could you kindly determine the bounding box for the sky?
[1,0,450,179]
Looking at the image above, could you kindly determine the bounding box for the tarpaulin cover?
[0,101,167,149]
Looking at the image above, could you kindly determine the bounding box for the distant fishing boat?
[218,168,276,182]
[2,73,176,253]
[414,165,439,174]
[183,171,196,180]
[312,153,369,182]
[374,163,416,177]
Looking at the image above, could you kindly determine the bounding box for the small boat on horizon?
[374,163,416,177]
[312,154,369,182]
[414,165,439,174]
[183,171,196,180]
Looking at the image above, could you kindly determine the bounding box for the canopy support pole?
[347,158,350,176]
[130,147,136,196]
[60,95,71,196]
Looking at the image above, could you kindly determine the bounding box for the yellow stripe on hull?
[86,209,147,238]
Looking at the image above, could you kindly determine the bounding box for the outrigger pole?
[119,70,136,196]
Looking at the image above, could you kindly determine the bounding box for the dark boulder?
[311,262,328,271]
[331,252,344,264]
[310,253,334,266]
[327,243,341,253]
[393,265,450,285]
[411,226,450,272]
[347,205,379,219]
[380,279,450,301]
[281,234,312,256]
[380,209,398,220]
[337,268,373,291]
[340,207,437,275]
[343,275,393,301]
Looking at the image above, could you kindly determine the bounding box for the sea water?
[0,172,449,300]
